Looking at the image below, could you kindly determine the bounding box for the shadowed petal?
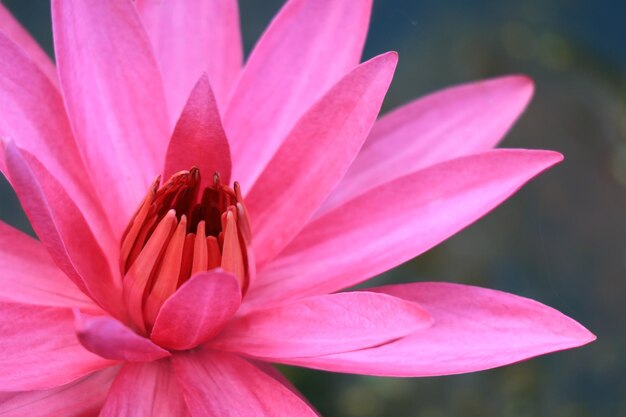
[151,270,241,351]
[0,4,58,86]
[163,74,232,187]
[0,221,98,311]
[75,312,170,362]
[224,0,372,189]
[276,282,595,376]
[136,0,242,119]
[0,367,119,417]
[52,0,170,235]
[210,291,431,358]
[173,350,318,417]
[247,52,398,266]
[247,149,563,307]
[0,32,116,254]
[100,361,189,417]
[321,75,535,213]
[0,302,115,391]
[5,144,122,317]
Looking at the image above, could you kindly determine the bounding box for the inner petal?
[120,168,251,335]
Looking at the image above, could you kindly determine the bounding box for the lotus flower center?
[119,168,251,334]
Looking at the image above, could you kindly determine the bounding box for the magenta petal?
[277,282,595,376]
[248,149,563,307]
[253,361,318,411]
[136,0,242,119]
[52,0,170,235]
[0,221,97,311]
[0,302,114,391]
[172,350,319,417]
[210,291,431,358]
[0,32,116,254]
[247,52,398,266]
[0,4,58,86]
[5,144,123,317]
[224,0,372,189]
[75,312,170,362]
[151,270,241,350]
[163,74,232,186]
[0,367,119,417]
[100,361,189,417]
[322,75,535,213]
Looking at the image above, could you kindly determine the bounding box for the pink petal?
[321,75,535,213]
[0,221,98,311]
[0,302,115,391]
[0,4,58,86]
[5,144,123,317]
[0,32,116,255]
[51,0,170,235]
[277,282,595,376]
[151,270,241,351]
[247,52,398,266]
[0,367,119,417]
[163,74,232,187]
[253,361,319,412]
[210,291,431,358]
[100,361,189,417]
[136,0,242,120]
[75,312,170,362]
[172,349,318,417]
[248,149,563,307]
[224,0,372,189]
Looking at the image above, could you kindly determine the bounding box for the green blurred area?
[2,0,625,416]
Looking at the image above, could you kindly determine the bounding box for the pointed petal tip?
[371,50,399,68]
[562,316,596,346]
[193,71,212,89]
[497,73,534,93]
[384,50,399,61]
[527,148,565,166]
[499,148,564,172]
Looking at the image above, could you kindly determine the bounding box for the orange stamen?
[191,221,208,275]
[143,215,188,327]
[119,168,252,335]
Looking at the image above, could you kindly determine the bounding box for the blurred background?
[2,0,625,416]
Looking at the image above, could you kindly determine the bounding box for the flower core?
[120,168,251,334]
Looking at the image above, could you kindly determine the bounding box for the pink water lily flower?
[0,0,593,415]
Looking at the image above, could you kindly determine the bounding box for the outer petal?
[247,52,398,266]
[136,0,242,120]
[0,220,97,311]
[0,367,119,417]
[151,270,241,351]
[321,75,535,213]
[277,282,596,376]
[0,4,58,86]
[248,149,563,307]
[210,291,431,359]
[0,302,114,391]
[100,361,189,417]
[172,350,318,417]
[253,361,318,411]
[52,0,170,235]
[5,144,122,317]
[163,74,232,187]
[224,0,372,189]
[0,31,116,254]
[75,312,170,362]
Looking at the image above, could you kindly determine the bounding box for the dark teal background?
[2,1,624,416]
